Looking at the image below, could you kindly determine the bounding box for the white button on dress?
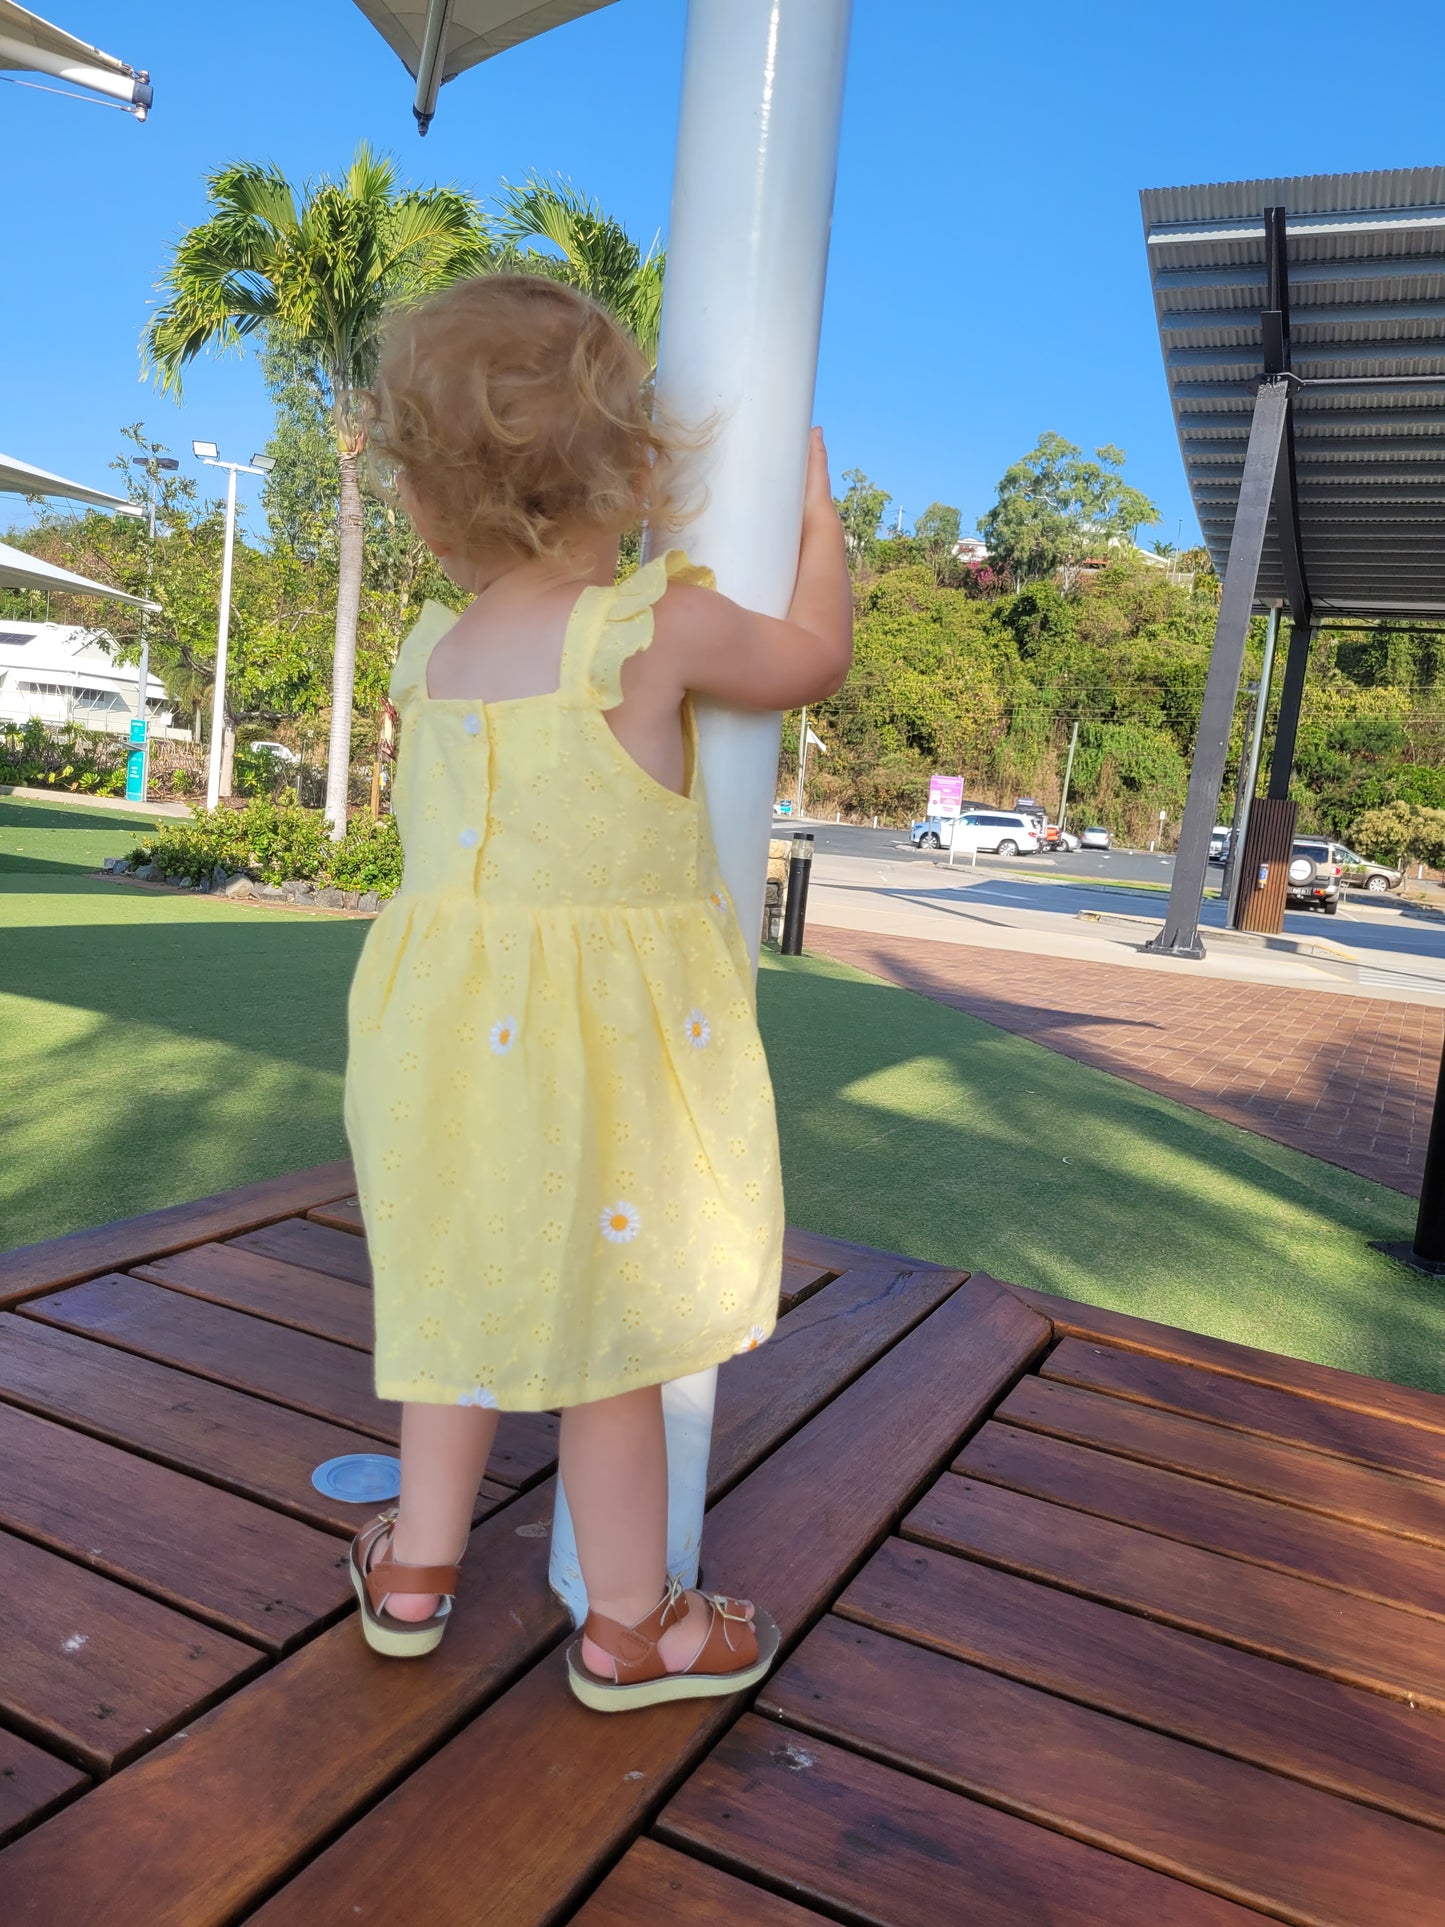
[459,827,479,849]
[463,713,481,735]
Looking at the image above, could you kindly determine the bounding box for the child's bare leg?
[379,1401,499,1622]
[562,1385,741,1676]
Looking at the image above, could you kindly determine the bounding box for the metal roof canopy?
[0,538,159,610]
[1144,167,1445,622]
[0,2,152,116]
[350,0,616,130]
[0,452,142,516]
[1142,168,1445,962]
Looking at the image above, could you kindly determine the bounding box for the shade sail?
[0,2,152,114]
[351,0,616,126]
[0,539,160,611]
[0,453,142,516]
[1142,167,1445,618]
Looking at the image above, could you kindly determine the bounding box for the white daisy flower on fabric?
[685,1009,711,1049]
[456,1385,499,1408]
[489,1016,518,1055]
[708,888,727,914]
[733,1324,768,1354]
[600,1202,641,1244]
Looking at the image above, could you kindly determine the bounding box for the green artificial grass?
[1,795,1431,1394]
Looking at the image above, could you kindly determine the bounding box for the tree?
[1349,801,1445,869]
[495,175,666,362]
[145,145,489,836]
[914,502,961,554]
[978,432,1160,587]
[835,469,891,568]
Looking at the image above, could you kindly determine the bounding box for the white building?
[0,622,179,735]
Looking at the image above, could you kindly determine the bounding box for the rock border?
[100,857,386,915]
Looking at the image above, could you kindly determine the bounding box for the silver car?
[1080,826,1111,850]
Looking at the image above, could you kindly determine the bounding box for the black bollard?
[1375,1028,1445,1276]
[779,832,814,955]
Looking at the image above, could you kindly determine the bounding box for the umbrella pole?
[549,0,855,1622]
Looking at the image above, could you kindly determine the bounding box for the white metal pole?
[550,0,854,1624]
[205,466,238,813]
[134,473,158,801]
[795,707,808,817]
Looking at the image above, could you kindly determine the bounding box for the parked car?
[1208,824,1232,863]
[909,803,988,849]
[1080,826,1111,850]
[1044,823,1081,852]
[247,738,301,766]
[949,811,1042,857]
[1286,840,1341,913]
[1331,843,1402,894]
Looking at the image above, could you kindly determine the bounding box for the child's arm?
[654,429,854,709]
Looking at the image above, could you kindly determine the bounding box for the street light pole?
[193,443,273,813]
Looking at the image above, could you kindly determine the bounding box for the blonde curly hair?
[365,274,693,564]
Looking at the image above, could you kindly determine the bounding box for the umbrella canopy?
[0,2,152,115]
[351,0,615,128]
[0,452,142,517]
[0,539,160,611]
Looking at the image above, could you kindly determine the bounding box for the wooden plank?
[775,1257,836,1315]
[242,1280,1049,1927]
[997,1374,1445,1548]
[960,1421,1445,1621]
[133,1245,373,1350]
[1007,1277,1445,1436]
[21,1275,397,1440]
[0,1161,356,1307]
[840,1540,1445,1835]
[0,1481,566,1925]
[306,1198,362,1235]
[907,1474,1445,1712]
[573,1838,828,1925]
[0,1527,263,1775]
[657,1716,1258,1926]
[229,1220,372,1286]
[709,1261,964,1495]
[764,1614,1445,1926]
[1044,1339,1445,1487]
[0,1731,87,1852]
[779,1224,953,1276]
[0,1313,467,1536]
[0,1401,348,1652]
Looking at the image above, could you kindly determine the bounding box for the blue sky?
[4,0,1445,549]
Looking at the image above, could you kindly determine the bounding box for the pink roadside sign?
[927,774,965,819]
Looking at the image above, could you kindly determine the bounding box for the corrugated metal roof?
[1143,168,1445,616]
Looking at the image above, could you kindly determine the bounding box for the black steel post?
[1266,620,1313,799]
[1376,1032,1445,1274]
[779,832,814,955]
[1146,376,1293,959]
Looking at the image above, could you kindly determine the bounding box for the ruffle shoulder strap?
[389,600,460,710]
[568,548,716,710]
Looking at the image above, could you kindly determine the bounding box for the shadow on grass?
[758,952,1441,1398]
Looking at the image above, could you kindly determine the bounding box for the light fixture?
[250,454,276,473]
[192,439,218,459]
[133,455,180,471]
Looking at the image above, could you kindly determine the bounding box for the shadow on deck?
[0,1165,1444,1922]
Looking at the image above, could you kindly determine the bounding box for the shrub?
[127,796,403,895]
[0,718,128,796]
[1349,801,1445,870]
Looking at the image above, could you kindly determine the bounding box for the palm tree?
[145,145,487,837]
[497,176,665,363]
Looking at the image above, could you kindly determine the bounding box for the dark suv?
[1286,840,1342,914]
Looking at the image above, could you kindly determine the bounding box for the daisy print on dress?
[707,888,727,915]
[456,1385,500,1408]
[600,1201,641,1244]
[684,1009,711,1049]
[489,1016,519,1055]
[733,1323,768,1354]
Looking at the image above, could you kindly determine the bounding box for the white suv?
[950,811,1041,857]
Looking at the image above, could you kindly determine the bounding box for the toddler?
[344,274,852,1709]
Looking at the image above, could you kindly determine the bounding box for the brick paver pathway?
[810,924,1439,1197]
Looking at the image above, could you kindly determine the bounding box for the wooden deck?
[2,1169,1445,1923]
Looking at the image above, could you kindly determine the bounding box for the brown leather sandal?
[349,1509,464,1659]
[566,1575,779,1712]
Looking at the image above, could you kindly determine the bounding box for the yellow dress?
[345,550,783,1411]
